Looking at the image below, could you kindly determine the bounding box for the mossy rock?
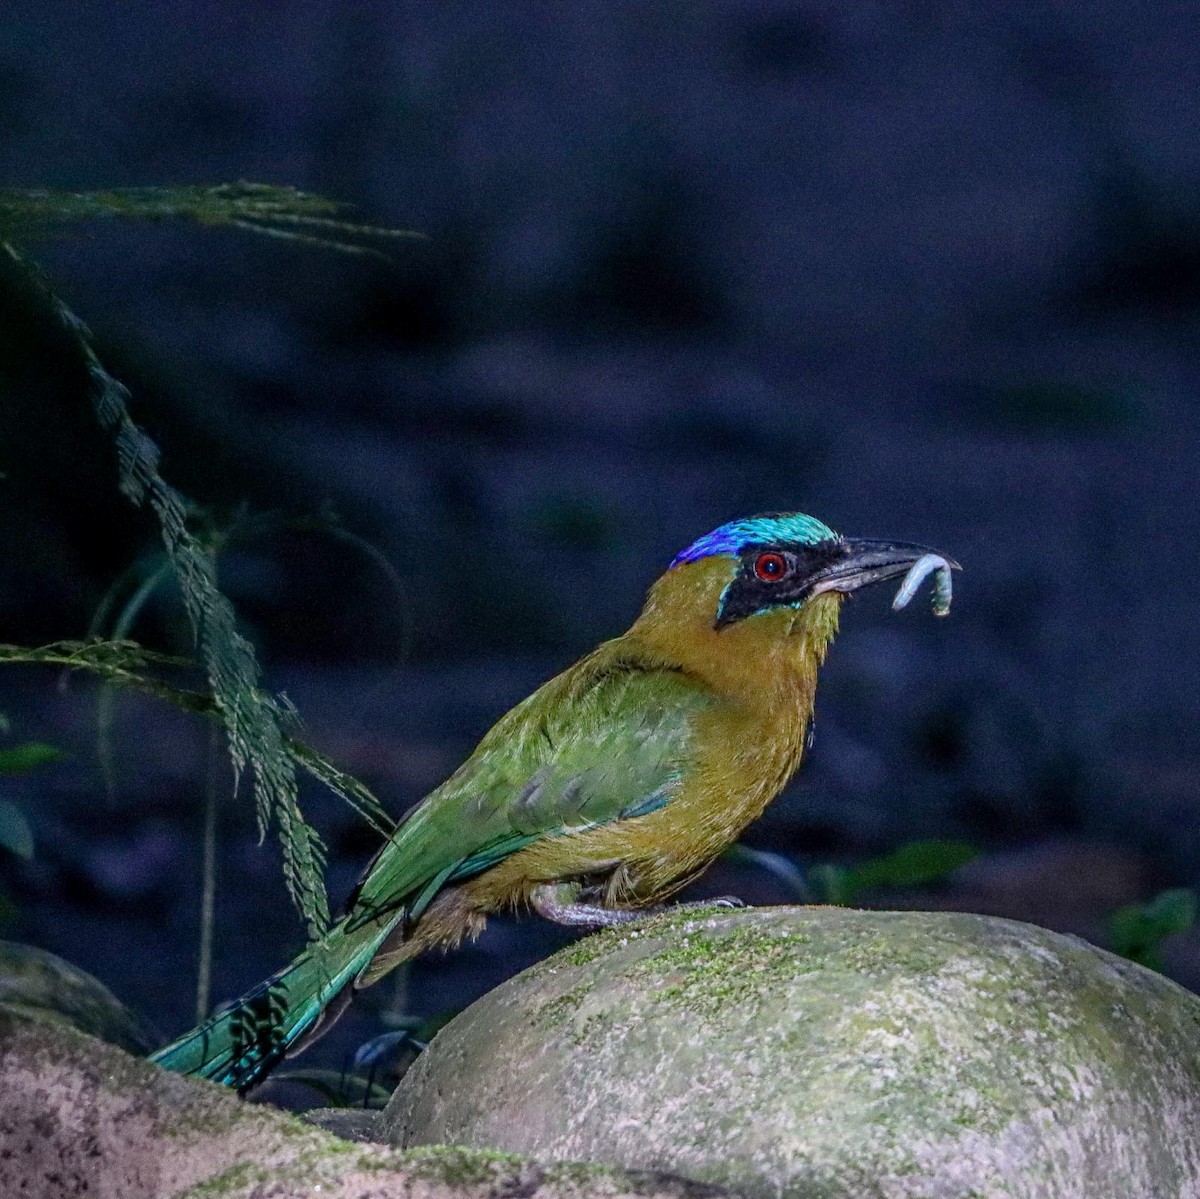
[383,906,1200,1198]
[0,938,155,1052]
[1,1005,731,1199]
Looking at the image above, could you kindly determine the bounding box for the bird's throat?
[628,560,842,711]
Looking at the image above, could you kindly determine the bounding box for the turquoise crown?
[670,512,838,568]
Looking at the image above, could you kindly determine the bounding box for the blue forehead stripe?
[670,513,838,568]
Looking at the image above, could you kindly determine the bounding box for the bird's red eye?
[753,552,789,582]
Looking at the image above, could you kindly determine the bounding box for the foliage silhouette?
[0,185,416,936]
[1109,889,1196,972]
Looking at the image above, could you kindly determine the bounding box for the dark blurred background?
[1,2,1199,1090]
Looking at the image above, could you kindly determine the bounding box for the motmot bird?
[151,512,956,1091]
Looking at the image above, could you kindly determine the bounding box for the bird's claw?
[672,895,746,912]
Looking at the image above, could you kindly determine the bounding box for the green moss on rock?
[384,907,1200,1199]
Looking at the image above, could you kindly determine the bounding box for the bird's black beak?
[807,539,961,597]
[714,535,961,628]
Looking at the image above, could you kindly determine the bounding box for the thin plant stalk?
[196,726,222,1024]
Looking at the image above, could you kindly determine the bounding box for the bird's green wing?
[150,656,712,1091]
[348,655,713,926]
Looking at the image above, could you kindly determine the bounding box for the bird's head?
[631,513,957,685]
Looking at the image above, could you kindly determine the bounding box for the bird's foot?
[531,886,749,931]
[531,883,645,929]
[673,895,746,912]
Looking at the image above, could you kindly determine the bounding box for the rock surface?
[0,1006,733,1199]
[385,905,1200,1199]
[0,939,155,1053]
[301,1106,386,1144]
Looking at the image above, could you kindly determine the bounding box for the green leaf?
[816,840,977,907]
[0,742,64,774]
[0,801,33,858]
[1146,888,1197,932]
[1110,888,1196,971]
[808,864,852,906]
[0,184,423,258]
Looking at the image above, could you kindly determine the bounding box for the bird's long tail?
[149,915,395,1092]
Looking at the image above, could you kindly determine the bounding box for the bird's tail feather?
[149,917,394,1092]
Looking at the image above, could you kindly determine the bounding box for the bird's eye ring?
[753,551,789,582]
